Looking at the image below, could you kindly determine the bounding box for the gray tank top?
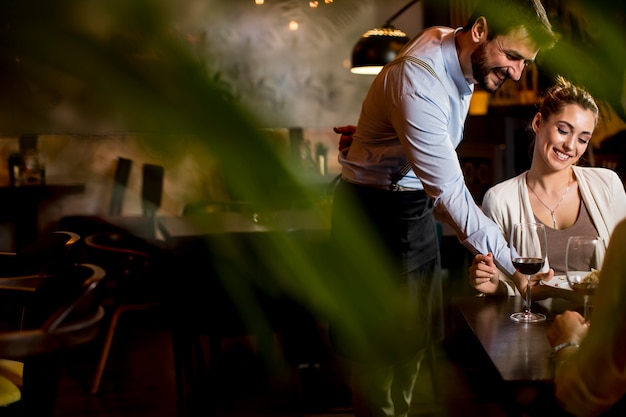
[535,202,599,275]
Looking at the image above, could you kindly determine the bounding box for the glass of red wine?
[565,236,606,322]
[510,222,547,323]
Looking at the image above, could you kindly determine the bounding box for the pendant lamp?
[351,0,422,75]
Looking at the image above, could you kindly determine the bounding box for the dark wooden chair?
[56,160,166,394]
[0,230,80,278]
[83,230,163,394]
[57,156,134,238]
[58,159,164,238]
[109,157,133,217]
[140,163,164,221]
[0,231,82,330]
[0,263,106,416]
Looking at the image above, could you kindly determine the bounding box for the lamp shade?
[350,0,421,75]
[350,26,410,75]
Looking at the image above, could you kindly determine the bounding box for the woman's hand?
[512,268,557,301]
[469,253,500,294]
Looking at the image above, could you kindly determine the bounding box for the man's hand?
[333,125,357,156]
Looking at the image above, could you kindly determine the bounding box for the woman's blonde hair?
[538,75,599,128]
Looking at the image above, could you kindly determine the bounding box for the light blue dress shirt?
[339,27,515,276]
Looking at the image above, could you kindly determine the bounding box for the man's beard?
[471,43,508,93]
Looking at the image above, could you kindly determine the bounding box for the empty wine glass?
[565,236,606,322]
[510,222,547,323]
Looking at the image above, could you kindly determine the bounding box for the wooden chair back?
[109,157,133,216]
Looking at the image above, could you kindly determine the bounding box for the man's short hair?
[464,0,559,51]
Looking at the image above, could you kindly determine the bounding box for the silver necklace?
[528,176,572,229]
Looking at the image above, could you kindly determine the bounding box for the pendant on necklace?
[550,212,557,229]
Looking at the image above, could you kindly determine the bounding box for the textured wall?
[0,1,425,250]
[179,0,422,128]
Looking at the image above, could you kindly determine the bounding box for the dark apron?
[329,179,444,364]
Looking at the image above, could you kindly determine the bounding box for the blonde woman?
[469,76,626,297]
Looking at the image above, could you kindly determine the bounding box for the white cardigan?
[480,166,626,295]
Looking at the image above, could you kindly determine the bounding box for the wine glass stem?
[525,274,532,315]
[583,294,590,323]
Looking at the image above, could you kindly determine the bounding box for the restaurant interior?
[0,0,624,416]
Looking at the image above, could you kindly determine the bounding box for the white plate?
[540,275,572,290]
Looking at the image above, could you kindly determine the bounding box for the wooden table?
[85,210,331,256]
[452,296,579,416]
[156,209,330,249]
[159,210,330,233]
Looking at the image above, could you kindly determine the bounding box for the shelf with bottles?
[8,134,46,186]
